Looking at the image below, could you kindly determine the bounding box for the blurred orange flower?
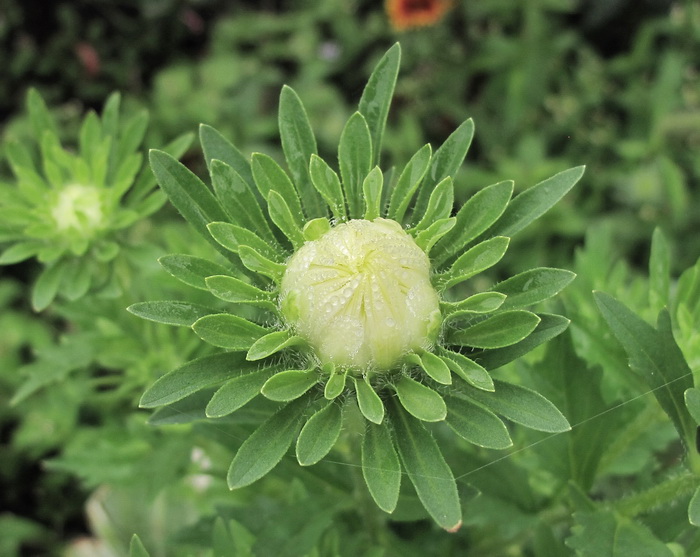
[386,0,452,31]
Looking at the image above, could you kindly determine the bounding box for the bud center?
[280,218,441,371]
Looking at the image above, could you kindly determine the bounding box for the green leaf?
[0,242,41,265]
[387,143,432,223]
[159,254,230,291]
[444,395,512,449]
[205,275,277,311]
[566,510,673,557]
[147,390,210,425]
[192,313,268,350]
[353,377,385,424]
[689,486,700,526]
[649,227,670,313]
[251,153,304,225]
[130,534,151,557]
[489,166,585,238]
[247,330,304,361]
[438,236,510,291]
[279,85,325,218]
[127,301,216,327]
[462,379,571,433]
[200,124,254,189]
[324,368,347,400]
[210,159,276,244]
[362,420,401,513]
[228,396,308,489]
[413,177,453,231]
[27,88,58,139]
[473,313,570,371]
[261,369,319,402]
[207,221,284,262]
[140,352,249,408]
[595,292,695,447]
[441,292,506,316]
[358,42,401,166]
[302,217,331,241]
[362,166,384,220]
[440,350,494,392]
[32,261,66,311]
[296,402,343,466]
[267,190,305,249]
[206,367,276,417]
[238,245,286,283]
[309,154,346,221]
[408,351,451,385]
[685,388,700,425]
[494,268,576,310]
[338,112,372,219]
[448,311,540,349]
[149,150,230,254]
[413,118,474,217]
[413,218,456,254]
[394,375,446,422]
[389,398,462,531]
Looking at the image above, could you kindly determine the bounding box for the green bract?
[0,89,192,310]
[136,43,582,530]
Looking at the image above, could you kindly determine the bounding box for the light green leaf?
[389,399,462,531]
[302,217,331,241]
[494,268,576,310]
[309,154,346,220]
[463,379,571,433]
[324,368,348,400]
[387,143,432,223]
[685,388,700,425]
[338,112,372,219]
[279,85,325,218]
[200,124,255,189]
[449,310,540,349]
[159,254,230,291]
[358,42,401,166]
[27,88,58,139]
[247,330,304,361]
[444,395,512,449]
[0,242,41,264]
[362,166,384,220]
[205,275,277,311]
[32,261,66,311]
[207,221,284,262]
[267,190,305,249]
[140,352,248,408]
[413,118,474,217]
[440,350,494,392]
[413,218,456,254]
[116,109,148,164]
[127,301,216,327]
[206,367,276,418]
[408,351,451,385]
[238,245,286,282]
[353,377,385,424]
[413,177,453,231]
[489,166,585,238]
[441,292,506,316]
[192,313,268,350]
[261,369,319,401]
[228,396,308,489]
[362,420,401,513]
[689,486,700,526]
[394,375,446,422]
[649,227,670,313]
[438,236,510,291]
[129,534,151,557]
[296,402,343,466]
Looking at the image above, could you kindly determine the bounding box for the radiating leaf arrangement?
[135,43,581,529]
[0,90,192,310]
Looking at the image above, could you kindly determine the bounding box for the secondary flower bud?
[280,218,441,371]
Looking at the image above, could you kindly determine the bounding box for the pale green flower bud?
[280,218,442,371]
[51,184,104,237]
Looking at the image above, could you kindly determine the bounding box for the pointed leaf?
[206,367,276,417]
[362,420,401,513]
[394,375,446,422]
[449,310,540,349]
[207,221,285,262]
[362,166,384,220]
[32,261,66,311]
[414,177,453,231]
[387,143,432,223]
[414,218,456,254]
[130,534,151,557]
[338,112,372,218]
[159,254,230,291]
[685,388,700,425]
[309,154,346,220]
[296,402,343,466]
[353,377,385,424]
[247,330,304,361]
[302,217,331,241]
[261,369,319,401]
[238,245,286,282]
[444,395,513,449]
[441,292,506,316]
[267,190,305,248]
[192,313,268,350]
[440,350,494,392]
[438,236,510,290]
[200,124,254,188]
[251,153,304,224]
[494,268,576,310]
[127,301,216,327]
[205,274,276,310]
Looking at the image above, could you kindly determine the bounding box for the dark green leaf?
[159,254,231,291]
[394,375,446,422]
[494,268,576,310]
[246,330,304,361]
[444,395,512,449]
[205,275,277,311]
[200,124,254,189]
[414,218,456,254]
[267,190,305,249]
[387,144,432,223]
[309,154,346,220]
[296,402,343,466]
[353,377,385,424]
[362,420,401,513]
[206,367,276,418]
[127,301,216,327]
[440,350,494,392]
[207,221,284,262]
[238,245,286,282]
[413,177,453,231]
[448,311,540,349]
[338,112,372,218]
[251,153,304,225]
[261,369,319,401]
[192,313,268,350]
[441,292,506,316]
[685,388,700,425]
[438,236,510,291]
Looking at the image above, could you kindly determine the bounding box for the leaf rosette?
[135,43,581,530]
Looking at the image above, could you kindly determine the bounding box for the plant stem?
[613,473,699,517]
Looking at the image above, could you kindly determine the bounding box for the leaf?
[413,218,456,254]
[279,85,325,218]
[147,390,211,425]
[448,311,540,349]
[127,301,216,327]
[149,150,230,254]
[159,254,231,291]
[200,124,254,189]
[353,377,385,425]
[238,245,286,283]
[309,155,346,220]
[207,221,284,262]
[408,351,451,385]
[267,190,305,249]
[0,242,41,265]
[206,367,276,418]
[251,153,304,225]
[387,143,432,223]
[338,112,372,219]
[394,375,447,422]
[302,217,331,241]
[140,352,249,408]
[488,166,585,238]
[462,379,571,433]
[296,402,343,466]
[362,166,384,220]
[32,261,66,311]
[413,177,453,231]
[246,330,304,361]
[441,292,506,316]
[494,268,576,310]
[130,534,151,557]
[440,350,494,392]
[389,398,462,531]
[595,292,695,447]
[649,227,670,313]
[205,275,277,311]
[413,118,474,217]
[566,510,673,557]
[27,88,58,139]
[444,395,513,449]
[362,420,401,513]
[438,236,510,291]
[689,486,700,526]
[685,388,700,425]
[261,369,319,402]
[324,368,347,400]
[228,396,308,489]
[358,42,401,166]
[192,313,268,350]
